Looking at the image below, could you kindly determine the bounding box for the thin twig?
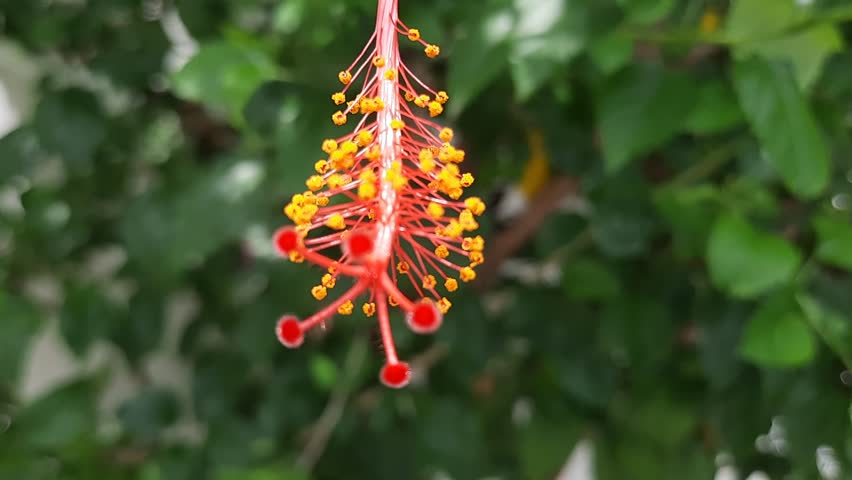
[297,336,368,472]
[473,176,579,290]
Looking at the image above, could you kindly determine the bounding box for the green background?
[1,0,851,479]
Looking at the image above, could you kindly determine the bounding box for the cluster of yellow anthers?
[273,0,484,389]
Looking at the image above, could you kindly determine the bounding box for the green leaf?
[33,88,106,173]
[172,40,278,124]
[509,0,585,101]
[216,466,308,480]
[13,379,98,450]
[121,156,267,277]
[732,57,831,198]
[597,64,697,172]
[589,32,633,75]
[707,213,801,298]
[684,81,744,135]
[725,0,842,90]
[447,5,514,115]
[653,184,719,259]
[562,258,621,300]
[60,286,119,357]
[518,415,581,480]
[725,0,801,43]
[813,215,852,271]
[797,293,852,368]
[738,24,843,91]
[0,292,40,385]
[117,387,180,440]
[309,354,338,391]
[617,0,675,25]
[740,294,816,368]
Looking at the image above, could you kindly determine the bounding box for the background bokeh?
[1,0,851,479]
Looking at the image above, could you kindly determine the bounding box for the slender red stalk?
[272,0,485,388]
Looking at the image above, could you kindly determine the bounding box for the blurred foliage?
[1,0,852,479]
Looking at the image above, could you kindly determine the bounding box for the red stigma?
[407,300,443,334]
[276,316,304,348]
[344,231,375,259]
[273,227,300,254]
[380,362,411,388]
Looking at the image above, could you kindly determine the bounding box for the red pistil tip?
[276,316,304,348]
[273,226,300,255]
[343,230,375,259]
[407,300,443,334]
[380,362,411,388]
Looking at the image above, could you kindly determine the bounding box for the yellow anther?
[460,266,476,282]
[390,119,405,130]
[435,244,449,258]
[358,182,376,200]
[331,92,346,105]
[389,296,399,307]
[459,209,478,231]
[322,139,338,154]
[326,213,346,230]
[283,203,298,220]
[316,196,330,206]
[422,275,437,289]
[435,91,449,104]
[469,251,484,266]
[311,285,328,300]
[425,44,440,58]
[404,92,416,102]
[332,111,347,125]
[347,100,360,114]
[340,140,358,155]
[451,149,465,163]
[356,130,373,147]
[448,187,463,199]
[315,159,330,174]
[443,220,463,238]
[368,209,376,219]
[362,302,376,317]
[373,97,385,111]
[437,297,452,313]
[372,56,386,67]
[338,300,354,315]
[444,278,458,292]
[326,173,352,190]
[306,175,325,191]
[360,97,375,113]
[289,251,304,263]
[428,101,443,117]
[338,70,352,84]
[407,28,421,41]
[365,145,381,161]
[427,202,445,219]
[414,94,429,108]
[439,128,454,143]
[359,169,376,182]
[419,148,435,172]
[460,172,475,187]
[302,191,317,204]
[384,69,397,80]
[438,145,455,162]
[397,261,410,274]
[321,273,337,289]
[464,197,486,216]
[462,235,485,252]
